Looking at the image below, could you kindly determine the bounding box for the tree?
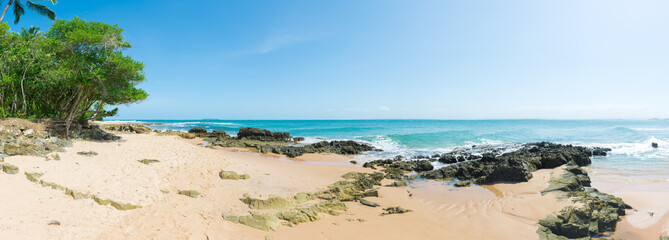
[0,0,56,24]
[46,17,147,135]
[20,26,41,39]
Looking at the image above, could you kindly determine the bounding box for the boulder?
[1,163,19,174]
[359,199,380,207]
[652,142,659,148]
[223,213,280,231]
[188,128,208,134]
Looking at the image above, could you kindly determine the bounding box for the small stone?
[381,206,412,216]
[652,142,659,148]
[219,170,250,180]
[77,151,98,156]
[178,190,201,198]
[138,159,160,165]
[47,220,60,226]
[359,199,380,207]
[1,163,19,174]
[454,180,471,187]
[160,189,170,194]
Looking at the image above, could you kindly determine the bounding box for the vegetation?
[0,17,148,132]
[0,0,56,24]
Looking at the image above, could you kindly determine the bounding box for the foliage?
[0,0,57,24]
[0,17,147,125]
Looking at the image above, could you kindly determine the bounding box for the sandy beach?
[0,128,667,239]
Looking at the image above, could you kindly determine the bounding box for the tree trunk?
[65,85,84,139]
[0,0,14,23]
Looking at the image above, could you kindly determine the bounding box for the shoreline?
[0,123,667,239]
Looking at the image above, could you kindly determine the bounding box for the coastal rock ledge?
[419,142,609,184]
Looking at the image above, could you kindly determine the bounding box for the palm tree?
[0,0,56,24]
[20,26,42,39]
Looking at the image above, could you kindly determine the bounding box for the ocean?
[121,119,669,183]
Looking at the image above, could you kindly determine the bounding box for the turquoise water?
[125,119,669,182]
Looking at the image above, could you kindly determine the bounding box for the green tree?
[20,26,41,39]
[0,0,56,24]
[46,17,147,134]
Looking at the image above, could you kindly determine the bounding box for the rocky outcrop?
[170,127,377,158]
[255,140,376,158]
[236,127,303,142]
[537,167,631,239]
[1,121,72,157]
[25,171,141,210]
[419,142,609,184]
[363,156,434,172]
[100,123,152,134]
[223,172,384,231]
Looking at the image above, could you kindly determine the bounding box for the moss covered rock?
[223,213,280,231]
[1,163,19,174]
[241,194,293,209]
[178,190,201,198]
[219,170,250,180]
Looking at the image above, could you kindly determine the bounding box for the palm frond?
[26,0,55,21]
[13,1,25,24]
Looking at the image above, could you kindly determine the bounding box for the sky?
[7,0,669,120]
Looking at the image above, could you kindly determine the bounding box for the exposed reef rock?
[219,170,250,180]
[537,167,631,239]
[100,123,152,134]
[24,172,141,210]
[1,163,19,174]
[236,127,303,142]
[419,142,610,184]
[224,172,384,231]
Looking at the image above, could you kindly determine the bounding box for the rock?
[160,189,170,194]
[177,190,201,198]
[660,236,669,240]
[110,201,141,210]
[652,142,659,148]
[386,179,408,187]
[241,194,293,209]
[101,123,152,134]
[591,147,611,156]
[219,170,250,180]
[537,167,631,239]
[138,159,160,165]
[1,163,19,174]
[236,128,293,142]
[47,220,60,226]
[77,151,98,156]
[438,155,458,164]
[316,172,383,202]
[359,199,380,207]
[223,213,280,231]
[454,180,471,187]
[276,200,347,225]
[420,142,595,184]
[188,128,208,134]
[381,207,412,216]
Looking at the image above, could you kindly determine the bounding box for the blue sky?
[8,0,669,119]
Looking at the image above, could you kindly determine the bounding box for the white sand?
[0,133,581,239]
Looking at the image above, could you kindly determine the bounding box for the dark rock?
[188,128,208,134]
[454,180,471,187]
[652,142,659,148]
[237,127,292,142]
[101,123,152,134]
[420,142,594,184]
[359,199,380,207]
[590,147,612,156]
[438,155,457,164]
[380,206,412,216]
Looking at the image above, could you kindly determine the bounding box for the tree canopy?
[0,17,148,129]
